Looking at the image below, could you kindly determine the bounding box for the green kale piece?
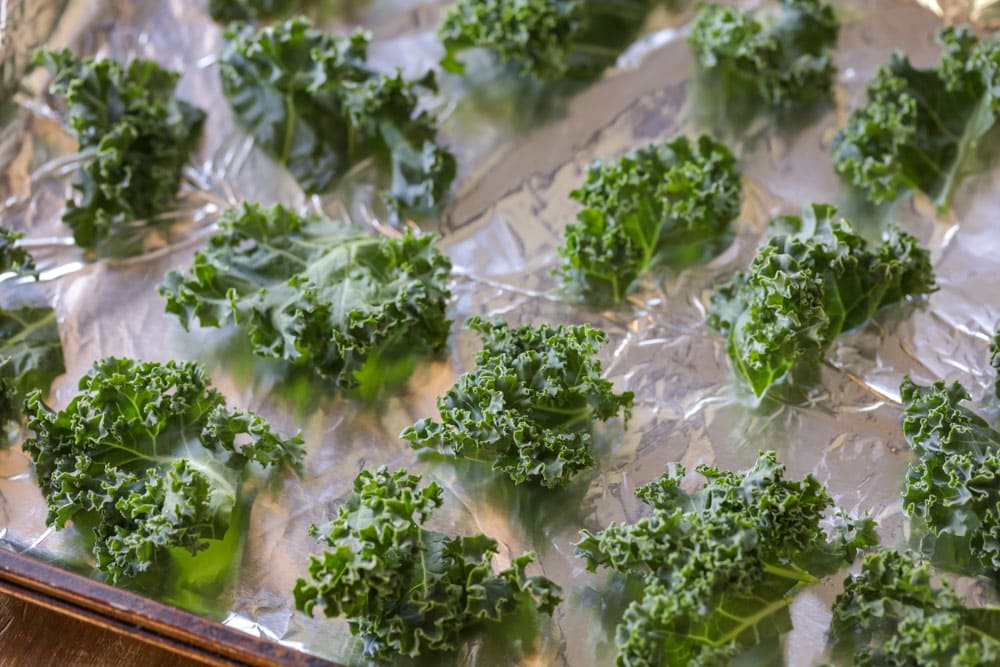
[159,204,452,389]
[689,0,839,108]
[708,204,936,396]
[24,357,303,583]
[402,316,633,489]
[901,376,1000,577]
[209,0,295,22]
[293,467,562,659]
[219,19,455,214]
[833,27,1000,209]
[34,49,205,249]
[0,306,64,433]
[830,550,1000,666]
[990,326,1000,399]
[576,451,877,666]
[557,135,742,302]
[438,0,653,81]
[0,227,36,278]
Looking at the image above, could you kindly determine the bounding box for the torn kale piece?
[689,0,839,108]
[402,316,633,489]
[708,204,936,396]
[557,134,741,302]
[219,18,455,215]
[829,550,1000,666]
[293,467,562,659]
[901,376,1000,577]
[0,227,37,278]
[576,451,877,666]
[0,306,64,437]
[24,357,303,583]
[34,49,205,249]
[160,204,452,390]
[439,0,654,81]
[833,26,1000,210]
[209,0,296,22]
[990,326,1000,399]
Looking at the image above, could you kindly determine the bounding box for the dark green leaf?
[209,0,296,22]
[576,451,876,666]
[557,134,742,302]
[833,26,1000,209]
[402,316,633,488]
[159,203,452,389]
[830,550,1000,666]
[23,357,302,582]
[218,19,455,214]
[34,49,205,249]
[293,467,562,659]
[0,305,64,432]
[900,376,1000,577]
[990,326,1000,399]
[689,0,839,108]
[707,204,936,396]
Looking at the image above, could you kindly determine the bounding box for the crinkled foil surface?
[3,0,1000,665]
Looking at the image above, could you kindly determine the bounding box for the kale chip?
[402,316,633,488]
[160,204,452,389]
[219,19,455,214]
[293,467,562,659]
[0,306,64,435]
[34,49,205,249]
[576,451,877,666]
[557,134,742,302]
[708,204,936,396]
[0,227,36,278]
[689,0,839,108]
[833,26,1000,209]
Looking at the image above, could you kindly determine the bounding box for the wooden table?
[0,592,200,666]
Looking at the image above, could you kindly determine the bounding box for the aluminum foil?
[2,0,1000,665]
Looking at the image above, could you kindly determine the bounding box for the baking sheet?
[2,0,1000,665]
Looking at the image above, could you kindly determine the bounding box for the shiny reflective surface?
[2,1,999,665]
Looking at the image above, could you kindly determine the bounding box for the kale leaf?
[829,550,1000,666]
[293,466,562,659]
[402,316,633,489]
[901,376,1000,577]
[160,203,452,389]
[557,135,741,302]
[0,306,64,434]
[34,49,205,249]
[0,227,36,278]
[708,204,936,396]
[24,357,303,583]
[576,451,877,666]
[209,0,295,22]
[833,27,1000,209]
[689,0,839,108]
[439,0,653,81]
[219,19,455,214]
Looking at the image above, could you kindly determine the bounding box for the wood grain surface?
[0,592,202,666]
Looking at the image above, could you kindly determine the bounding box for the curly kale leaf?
[830,550,1000,666]
[991,326,1000,399]
[833,27,1000,209]
[558,135,742,302]
[402,316,633,489]
[160,204,452,389]
[438,0,652,81]
[576,451,877,666]
[23,357,303,583]
[219,19,455,214]
[901,377,1000,577]
[0,227,37,278]
[707,204,936,396]
[209,0,295,22]
[293,467,562,659]
[689,0,839,108]
[0,306,64,434]
[34,49,205,249]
